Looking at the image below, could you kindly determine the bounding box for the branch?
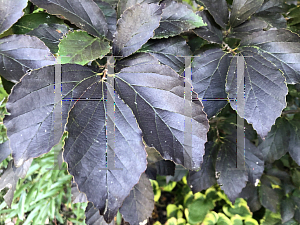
[282,109,300,115]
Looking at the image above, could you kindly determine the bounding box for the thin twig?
[282,109,300,115]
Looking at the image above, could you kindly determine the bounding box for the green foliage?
[11,12,65,34]
[0,136,87,224]
[58,30,111,65]
[151,174,260,225]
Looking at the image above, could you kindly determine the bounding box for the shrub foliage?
[1,0,300,224]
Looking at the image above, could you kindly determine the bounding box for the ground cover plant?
[1,0,300,224]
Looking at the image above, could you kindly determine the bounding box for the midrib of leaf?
[64,82,105,161]
[193,51,229,103]
[226,48,288,137]
[160,53,182,66]
[114,77,161,140]
[67,95,141,174]
[13,73,98,159]
[10,74,97,105]
[115,74,195,154]
[65,83,140,171]
[0,53,30,70]
[254,47,299,82]
[68,111,105,170]
[242,49,286,101]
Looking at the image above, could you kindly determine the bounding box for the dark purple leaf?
[63,82,147,223]
[71,181,87,203]
[115,53,159,73]
[155,160,175,176]
[85,202,113,225]
[120,173,154,225]
[259,118,291,163]
[197,0,229,28]
[113,3,163,57]
[0,0,28,35]
[115,57,209,170]
[94,0,117,40]
[245,138,264,184]
[259,174,281,212]
[229,17,269,39]
[117,0,160,18]
[154,0,206,38]
[288,123,300,166]
[0,159,32,207]
[0,141,10,164]
[193,10,223,44]
[27,23,69,53]
[188,141,218,193]
[0,35,55,83]
[30,0,108,39]
[240,29,300,84]
[4,64,99,167]
[281,197,295,223]
[139,36,192,73]
[239,182,262,212]
[226,47,288,138]
[230,0,264,27]
[191,47,230,118]
[215,136,248,203]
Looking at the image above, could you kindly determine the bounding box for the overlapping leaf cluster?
[0,0,300,224]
